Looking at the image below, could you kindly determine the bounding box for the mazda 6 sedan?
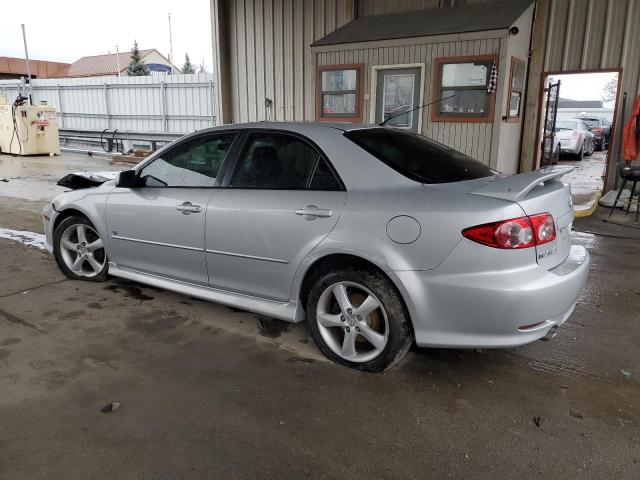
[44,123,589,371]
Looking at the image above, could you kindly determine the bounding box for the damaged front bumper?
[57,171,119,190]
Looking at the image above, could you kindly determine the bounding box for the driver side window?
[139,133,236,187]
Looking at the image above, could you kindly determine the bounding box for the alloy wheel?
[59,223,106,278]
[315,281,389,363]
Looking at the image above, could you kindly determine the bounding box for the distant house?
[557,98,603,109]
[0,56,70,80]
[557,98,613,122]
[67,49,180,77]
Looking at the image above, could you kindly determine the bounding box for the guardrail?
[59,128,185,153]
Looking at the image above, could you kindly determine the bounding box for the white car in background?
[556,119,595,160]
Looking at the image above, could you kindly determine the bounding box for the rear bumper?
[560,139,580,154]
[396,244,589,348]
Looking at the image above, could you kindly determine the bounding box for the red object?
[622,95,640,161]
[462,213,556,249]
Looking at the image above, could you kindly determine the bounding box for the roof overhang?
[311,0,533,48]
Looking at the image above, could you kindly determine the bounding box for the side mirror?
[116,169,138,188]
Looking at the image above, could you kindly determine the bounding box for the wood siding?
[317,37,502,165]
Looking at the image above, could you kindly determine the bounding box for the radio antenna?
[379,94,455,126]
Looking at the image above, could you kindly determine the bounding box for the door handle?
[295,205,332,219]
[176,202,202,215]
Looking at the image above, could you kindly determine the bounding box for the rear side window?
[230,132,342,190]
[344,128,496,184]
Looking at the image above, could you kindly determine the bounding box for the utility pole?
[21,24,32,102]
[116,45,121,76]
[168,12,174,75]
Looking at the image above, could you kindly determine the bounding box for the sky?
[0,0,213,71]
[549,72,619,107]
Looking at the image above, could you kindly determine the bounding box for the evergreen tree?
[127,40,150,76]
[182,53,196,74]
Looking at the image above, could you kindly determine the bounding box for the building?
[209,0,640,187]
[0,56,70,80]
[67,49,180,77]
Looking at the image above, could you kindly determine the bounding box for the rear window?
[344,128,496,184]
[580,118,599,128]
[556,120,578,130]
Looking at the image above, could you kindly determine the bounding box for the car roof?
[195,121,383,135]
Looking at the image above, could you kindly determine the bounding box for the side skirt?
[108,263,305,323]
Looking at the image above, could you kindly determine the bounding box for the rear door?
[205,130,347,301]
[105,132,236,284]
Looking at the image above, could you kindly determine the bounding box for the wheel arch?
[52,207,92,233]
[297,253,413,331]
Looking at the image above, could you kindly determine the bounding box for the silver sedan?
[44,123,589,371]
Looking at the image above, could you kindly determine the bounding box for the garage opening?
[539,70,620,210]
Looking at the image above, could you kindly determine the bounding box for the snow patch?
[0,228,49,251]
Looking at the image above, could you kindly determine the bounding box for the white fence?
[0,73,216,134]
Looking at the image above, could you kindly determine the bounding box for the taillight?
[571,131,579,140]
[591,127,602,133]
[462,213,556,249]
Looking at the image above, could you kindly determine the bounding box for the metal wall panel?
[226,0,354,122]
[318,36,501,164]
[520,0,640,181]
[0,73,216,134]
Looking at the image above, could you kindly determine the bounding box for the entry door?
[206,131,347,302]
[375,67,422,131]
[105,132,237,284]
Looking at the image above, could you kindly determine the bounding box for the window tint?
[309,157,342,191]
[230,133,319,189]
[139,133,235,187]
[345,128,496,184]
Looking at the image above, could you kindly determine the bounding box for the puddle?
[103,281,155,301]
[256,317,289,339]
[0,228,48,251]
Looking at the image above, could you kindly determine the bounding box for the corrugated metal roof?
[67,49,173,77]
[312,0,533,46]
[0,56,70,78]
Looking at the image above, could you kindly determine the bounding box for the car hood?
[57,171,119,190]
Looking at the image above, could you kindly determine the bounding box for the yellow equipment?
[0,96,60,155]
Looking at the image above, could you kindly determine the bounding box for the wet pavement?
[0,153,639,479]
[559,150,607,206]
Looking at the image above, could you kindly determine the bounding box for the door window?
[375,67,422,132]
[139,133,236,187]
[230,132,342,190]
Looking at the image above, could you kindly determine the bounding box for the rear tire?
[53,216,109,282]
[307,266,413,372]
[576,144,584,161]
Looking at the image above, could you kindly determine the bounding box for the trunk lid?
[470,166,574,269]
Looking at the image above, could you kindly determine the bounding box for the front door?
[206,130,347,301]
[375,67,421,131]
[105,132,236,284]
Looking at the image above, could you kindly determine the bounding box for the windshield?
[344,128,497,184]
[556,120,578,131]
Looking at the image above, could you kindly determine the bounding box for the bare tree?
[601,77,617,103]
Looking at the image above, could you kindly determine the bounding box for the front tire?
[307,267,413,372]
[53,216,109,282]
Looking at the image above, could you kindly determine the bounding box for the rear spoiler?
[471,166,574,202]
